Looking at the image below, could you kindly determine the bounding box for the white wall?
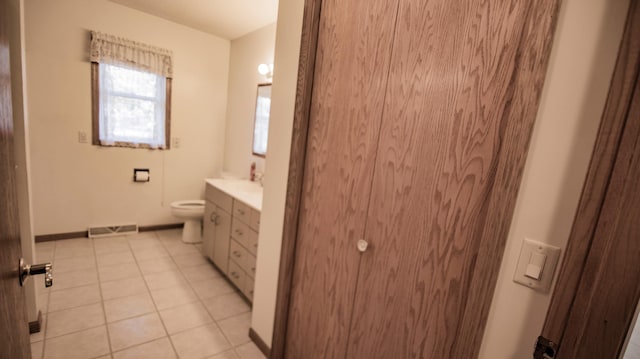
[25,0,230,235]
[251,0,304,345]
[223,23,277,178]
[8,0,38,323]
[251,0,631,354]
[479,0,630,357]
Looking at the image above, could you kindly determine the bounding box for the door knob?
[19,258,53,288]
[357,239,368,253]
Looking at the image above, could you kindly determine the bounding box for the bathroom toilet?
[170,200,205,244]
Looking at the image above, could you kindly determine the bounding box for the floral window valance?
[89,31,173,78]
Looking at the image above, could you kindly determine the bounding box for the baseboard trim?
[29,311,42,334]
[249,328,271,357]
[139,223,183,232]
[35,231,87,242]
[35,223,184,242]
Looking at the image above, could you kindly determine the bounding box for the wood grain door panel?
[284,0,401,357]
[556,62,640,358]
[346,0,561,357]
[0,0,30,356]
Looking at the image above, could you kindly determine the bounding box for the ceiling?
[109,0,279,40]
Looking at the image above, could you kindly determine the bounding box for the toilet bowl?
[171,200,205,244]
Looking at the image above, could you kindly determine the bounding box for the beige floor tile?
[171,252,209,268]
[54,239,93,260]
[137,256,177,275]
[99,262,141,282]
[50,269,99,291]
[104,293,156,322]
[202,293,250,320]
[180,263,222,284]
[48,284,101,312]
[156,229,182,242]
[128,236,162,250]
[190,277,236,300]
[37,291,49,314]
[46,302,105,338]
[217,313,251,346]
[170,323,231,359]
[30,314,46,343]
[235,342,266,359]
[144,270,186,290]
[52,255,96,274]
[159,301,213,334]
[101,276,148,300]
[151,283,198,310]
[112,337,177,359]
[128,231,160,240]
[94,236,131,254]
[208,350,238,359]
[31,339,43,359]
[163,242,200,257]
[43,325,110,359]
[97,251,135,267]
[107,313,166,351]
[132,246,169,261]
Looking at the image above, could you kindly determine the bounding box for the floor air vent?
[88,224,138,238]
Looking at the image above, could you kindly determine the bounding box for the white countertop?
[205,178,263,211]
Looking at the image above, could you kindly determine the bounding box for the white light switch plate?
[513,238,561,293]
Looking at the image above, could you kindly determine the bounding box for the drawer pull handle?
[233,251,241,257]
[238,209,245,215]
[209,213,219,225]
[235,229,243,235]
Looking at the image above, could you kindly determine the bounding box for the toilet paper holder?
[133,168,150,182]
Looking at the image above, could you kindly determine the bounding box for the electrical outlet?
[78,131,88,144]
[171,137,180,148]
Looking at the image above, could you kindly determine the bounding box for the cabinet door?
[212,206,231,274]
[202,201,216,261]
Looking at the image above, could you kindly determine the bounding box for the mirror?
[253,83,272,157]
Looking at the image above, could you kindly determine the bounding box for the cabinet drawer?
[243,276,255,302]
[249,209,260,231]
[231,218,251,249]
[230,239,255,277]
[233,200,251,224]
[227,260,246,292]
[205,185,232,213]
[248,230,258,256]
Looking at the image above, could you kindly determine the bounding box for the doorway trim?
[540,0,640,354]
[270,0,323,357]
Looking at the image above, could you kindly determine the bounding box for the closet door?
[283,0,399,357]
[346,1,560,358]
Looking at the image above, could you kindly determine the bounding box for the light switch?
[524,252,546,280]
[514,239,561,292]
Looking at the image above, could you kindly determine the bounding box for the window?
[90,31,173,149]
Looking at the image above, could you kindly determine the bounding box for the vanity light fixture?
[258,63,274,81]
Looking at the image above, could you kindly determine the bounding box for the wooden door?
[345,1,559,357]
[0,0,31,356]
[278,0,561,357]
[539,1,640,357]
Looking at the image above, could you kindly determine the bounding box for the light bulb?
[258,64,270,76]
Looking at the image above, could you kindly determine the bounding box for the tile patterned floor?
[31,229,265,359]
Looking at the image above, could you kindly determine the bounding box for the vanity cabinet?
[203,181,261,302]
